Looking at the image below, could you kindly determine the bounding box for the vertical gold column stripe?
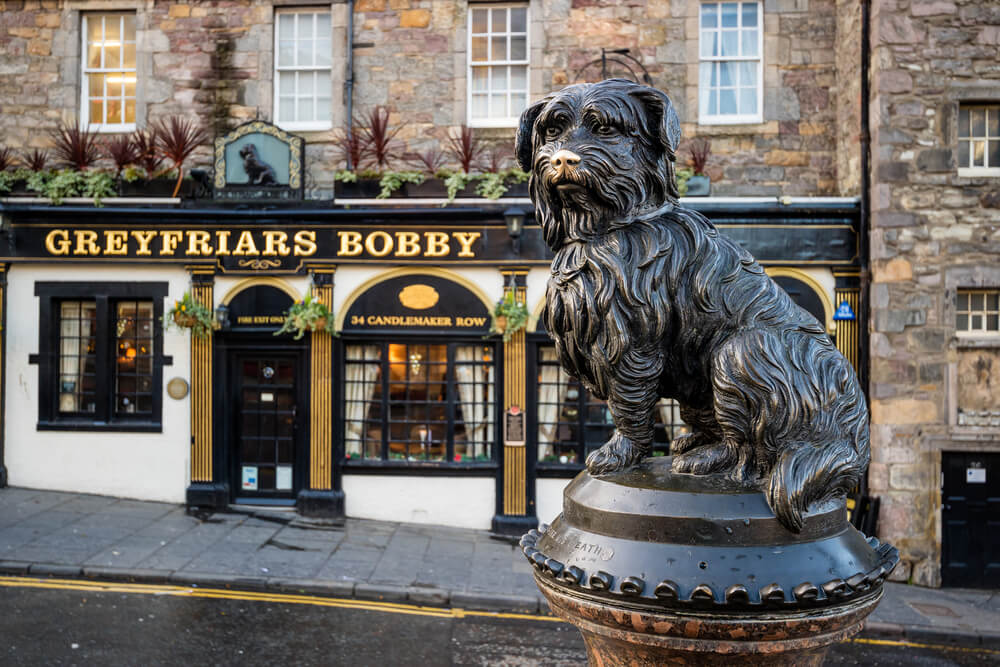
[502,282,528,516]
[835,289,860,376]
[309,282,333,490]
[191,284,213,482]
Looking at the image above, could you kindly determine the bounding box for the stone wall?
[0,0,852,197]
[868,0,1000,586]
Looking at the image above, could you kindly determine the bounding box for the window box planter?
[334,179,382,199]
[119,177,195,198]
[685,175,711,197]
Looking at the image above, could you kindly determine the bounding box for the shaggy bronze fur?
[516,79,868,532]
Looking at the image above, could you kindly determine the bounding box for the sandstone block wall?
[868,0,1000,586]
[0,0,855,197]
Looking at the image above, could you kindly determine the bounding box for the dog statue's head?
[516,79,682,250]
[239,143,258,161]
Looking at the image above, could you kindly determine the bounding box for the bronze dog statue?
[516,79,869,532]
[239,142,278,185]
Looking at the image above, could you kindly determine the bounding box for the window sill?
[87,123,137,134]
[342,459,498,475]
[37,420,162,433]
[276,122,332,133]
[954,334,1000,349]
[957,168,1000,177]
[468,119,519,129]
[698,115,765,127]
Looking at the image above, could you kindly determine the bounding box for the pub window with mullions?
[36,282,166,430]
[534,344,686,468]
[344,341,497,464]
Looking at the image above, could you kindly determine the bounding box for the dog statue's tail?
[766,441,864,533]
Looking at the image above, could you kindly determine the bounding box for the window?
[698,1,762,125]
[956,289,1000,334]
[468,3,529,127]
[274,9,333,130]
[958,105,1000,176]
[81,13,137,131]
[535,345,685,469]
[344,342,497,464]
[35,282,168,430]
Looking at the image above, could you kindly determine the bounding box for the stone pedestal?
[521,457,898,666]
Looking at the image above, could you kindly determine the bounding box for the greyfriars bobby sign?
[213,120,304,200]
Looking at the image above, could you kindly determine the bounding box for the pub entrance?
[230,351,303,502]
[216,281,310,506]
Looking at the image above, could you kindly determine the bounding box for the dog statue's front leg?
[586,349,662,475]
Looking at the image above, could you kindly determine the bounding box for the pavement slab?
[1,486,998,649]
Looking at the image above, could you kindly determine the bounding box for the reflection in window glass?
[58,301,98,414]
[536,346,685,465]
[468,4,529,125]
[82,13,137,127]
[344,342,496,463]
[115,300,155,416]
[698,1,761,122]
[274,10,333,127]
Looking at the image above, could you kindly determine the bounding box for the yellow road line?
[850,637,1000,656]
[0,575,563,623]
[2,575,998,656]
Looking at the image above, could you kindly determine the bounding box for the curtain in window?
[58,301,94,413]
[454,346,495,448]
[537,347,569,459]
[344,345,381,457]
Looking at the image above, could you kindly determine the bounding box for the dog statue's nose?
[550,149,581,176]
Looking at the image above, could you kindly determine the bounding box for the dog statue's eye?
[595,125,618,137]
[544,125,563,140]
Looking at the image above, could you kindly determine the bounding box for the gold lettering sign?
[398,284,439,310]
[348,314,488,328]
[41,229,480,259]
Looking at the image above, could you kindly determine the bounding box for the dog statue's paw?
[586,432,646,475]
[670,431,709,455]
[671,441,734,475]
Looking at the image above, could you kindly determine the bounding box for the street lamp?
[504,206,526,254]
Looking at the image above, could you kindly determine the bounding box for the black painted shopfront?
[0,198,864,532]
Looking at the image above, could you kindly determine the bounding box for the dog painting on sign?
[516,79,869,533]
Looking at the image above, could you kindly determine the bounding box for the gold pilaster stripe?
[191,283,213,482]
[835,289,860,375]
[502,279,528,515]
[309,282,333,490]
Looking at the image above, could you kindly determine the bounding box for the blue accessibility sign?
[833,300,856,321]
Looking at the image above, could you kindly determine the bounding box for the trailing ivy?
[377,170,424,199]
[675,167,694,197]
[22,168,115,206]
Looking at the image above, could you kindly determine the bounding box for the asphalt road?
[1,577,997,666]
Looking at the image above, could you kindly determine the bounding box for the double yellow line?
[1,575,998,657]
[0,575,562,623]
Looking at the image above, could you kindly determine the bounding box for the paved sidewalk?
[2,487,999,649]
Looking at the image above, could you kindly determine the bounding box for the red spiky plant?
[446,126,485,174]
[406,148,448,175]
[482,143,513,174]
[131,129,164,176]
[0,146,16,171]
[333,123,371,172]
[358,106,403,173]
[101,134,140,177]
[19,148,49,171]
[152,116,208,197]
[49,121,101,170]
[688,137,711,176]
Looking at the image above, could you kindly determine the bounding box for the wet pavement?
[1,580,997,666]
[1,486,999,651]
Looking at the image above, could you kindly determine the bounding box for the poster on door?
[242,466,258,490]
[276,465,292,491]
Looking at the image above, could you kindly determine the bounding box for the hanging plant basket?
[163,291,215,338]
[275,294,335,340]
[489,293,529,342]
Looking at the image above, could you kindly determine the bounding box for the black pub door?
[941,451,1000,587]
[233,354,302,502]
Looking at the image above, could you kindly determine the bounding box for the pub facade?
[0,193,862,535]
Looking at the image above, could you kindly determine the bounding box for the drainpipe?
[344,0,355,169]
[859,0,872,401]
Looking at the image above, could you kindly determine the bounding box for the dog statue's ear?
[515,98,549,172]
[630,87,682,158]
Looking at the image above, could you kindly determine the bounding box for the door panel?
[235,355,299,498]
[941,451,1000,587]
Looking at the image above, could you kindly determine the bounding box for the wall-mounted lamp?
[504,206,526,255]
[214,303,230,331]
